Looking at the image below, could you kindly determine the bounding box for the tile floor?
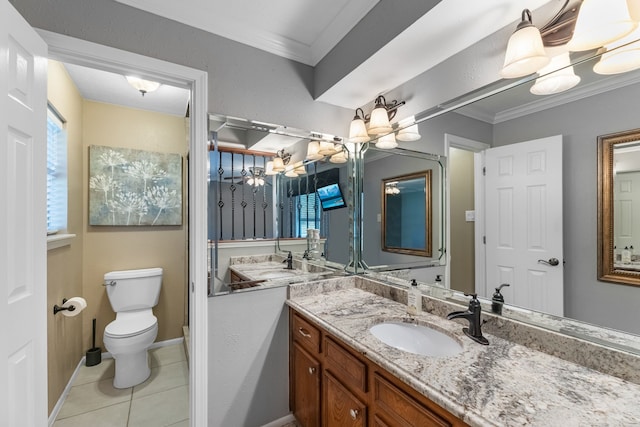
[54,343,189,427]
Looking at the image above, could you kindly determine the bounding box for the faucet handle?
[463,293,481,310]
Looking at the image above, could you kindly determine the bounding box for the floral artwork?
[89,145,182,226]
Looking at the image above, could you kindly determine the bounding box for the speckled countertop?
[287,280,640,427]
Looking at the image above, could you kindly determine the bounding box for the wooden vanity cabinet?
[290,308,469,427]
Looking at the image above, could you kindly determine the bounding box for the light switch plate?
[465,210,475,222]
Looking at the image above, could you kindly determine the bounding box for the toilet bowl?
[102,267,162,389]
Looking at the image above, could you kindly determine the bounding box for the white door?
[484,135,564,316]
[1,1,48,425]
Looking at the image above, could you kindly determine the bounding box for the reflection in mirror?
[276,157,351,266]
[372,44,640,344]
[382,171,432,257]
[362,146,445,281]
[598,128,640,286]
[208,114,345,295]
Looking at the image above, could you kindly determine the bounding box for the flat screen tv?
[317,183,346,211]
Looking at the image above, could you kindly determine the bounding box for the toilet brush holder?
[86,318,102,367]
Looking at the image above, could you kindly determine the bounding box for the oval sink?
[370,321,463,357]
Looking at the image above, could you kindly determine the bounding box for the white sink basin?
[370,321,463,357]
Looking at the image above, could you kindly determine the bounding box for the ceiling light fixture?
[125,76,161,96]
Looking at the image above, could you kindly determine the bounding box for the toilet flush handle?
[102,280,116,286]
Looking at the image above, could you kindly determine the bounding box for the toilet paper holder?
[53,298,76,315]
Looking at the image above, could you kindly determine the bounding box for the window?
[295,192,320,238]
[47,105,67,234]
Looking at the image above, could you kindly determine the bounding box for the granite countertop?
[227,258,336,292]
[287,282,640,427]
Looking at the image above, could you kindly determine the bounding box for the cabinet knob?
[308,367,316,375]
[350,409,359,420]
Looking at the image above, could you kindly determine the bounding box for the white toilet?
[103,267,163,389]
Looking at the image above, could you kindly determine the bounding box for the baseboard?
[261,413,296,427]
[47,337,185,426]
[48,356,86,427]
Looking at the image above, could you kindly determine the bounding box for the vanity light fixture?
[293,161,307,175]
[348,95,405,143]
[375,132,398,149]
[594,27,640,75]
[125,76,161,96]
[500,9,550,79]
[305,140,323,160]
[329,146,347,164]
[318,140,338,156]
[385,182,400,195]
[272,149,291,172]
[264,161,277,176]
[395,116,421,142]
[284,165,298,177]
[530,51,581,95]
[567,0,636,52]
[348,109,370,143]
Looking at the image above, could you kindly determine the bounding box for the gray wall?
[11,0,351,135]
[493,82,640,335]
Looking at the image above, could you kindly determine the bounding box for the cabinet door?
[293,343,321,427]
[323,372,367,427]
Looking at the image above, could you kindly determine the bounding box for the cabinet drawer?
[373,373,452,427]
[324,371,367,427]
[324,336,367,394]
[292,312,321,355]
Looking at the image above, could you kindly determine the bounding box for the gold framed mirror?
[598,128,640,286]
[381,170,432,257]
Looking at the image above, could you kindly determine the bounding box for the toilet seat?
[105,311,157,338]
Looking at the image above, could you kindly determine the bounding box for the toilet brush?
[86,318,102,367]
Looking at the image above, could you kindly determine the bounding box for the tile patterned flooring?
[54,344,189,427]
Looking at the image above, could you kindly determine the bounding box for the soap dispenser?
[407,279,422,316]
[491,284,510,315]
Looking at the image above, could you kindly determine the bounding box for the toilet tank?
[104,267,163,312]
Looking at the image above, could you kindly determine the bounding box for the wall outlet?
[465,210,475,222]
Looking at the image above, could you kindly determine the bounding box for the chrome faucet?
[447,293,489,345]
[302,250,312,260]
[283,252,294,270]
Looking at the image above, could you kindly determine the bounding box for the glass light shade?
[349,117,370,142]
[368,106,393,135]
[568,0,636,51]
[501,25,550,78]
[272,157,285,172]
[629,0,640,22]
[530,52,581,95]
[265,161,277,175]
[375,133,398,149]
[396,123,421,141]
[594,28,640,74]
[306,141,323,160]
[125,76,161,94]
[284,167,298,177]
[329,151,347,164]
[293,161,307,175]
[318,140,337,155]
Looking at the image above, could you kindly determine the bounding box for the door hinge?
[191,281,195,292]
[483,235,486,244]
[482,166,486,176]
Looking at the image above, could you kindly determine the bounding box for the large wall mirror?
[382,171,432,257]
[381,45,640,342]
[598,128,640,287]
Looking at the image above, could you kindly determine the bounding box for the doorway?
[40,30,209,425]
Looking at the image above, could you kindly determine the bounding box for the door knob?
[537,258,560,266]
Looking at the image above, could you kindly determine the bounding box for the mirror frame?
[598,128,640,287]
[381,170,432,257]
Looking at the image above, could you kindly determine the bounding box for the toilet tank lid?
[104,267,163,281]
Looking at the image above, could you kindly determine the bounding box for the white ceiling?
[64,63,191,117]
[113,0,379,66]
